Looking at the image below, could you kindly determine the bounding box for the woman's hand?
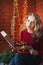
[29,48,38,55]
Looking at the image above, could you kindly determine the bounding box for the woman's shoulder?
[21,29,27,33]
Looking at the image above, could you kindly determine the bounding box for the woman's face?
[26,15,36,30]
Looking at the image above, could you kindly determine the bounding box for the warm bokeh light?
[11,0,20,41]
[11,0,29,42]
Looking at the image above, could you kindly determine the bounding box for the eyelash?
[28,20,34,24]
[28,20,29,22]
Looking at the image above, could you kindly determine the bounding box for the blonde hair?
[20,17,28,33]
[20,13,43,41]
[21,13,42,29]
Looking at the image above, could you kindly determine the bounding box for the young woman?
[9,13,43,65]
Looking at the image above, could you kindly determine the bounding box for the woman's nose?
[27,21,31,25]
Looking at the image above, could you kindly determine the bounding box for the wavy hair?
[28,13,43,42]
[20,13,43,41]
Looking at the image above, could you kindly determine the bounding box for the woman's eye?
[33,22,35,24]
[30,22,35,25]
[32,22,35,24]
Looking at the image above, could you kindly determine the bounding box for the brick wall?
[0,0,13,53]
[36,0,43,24]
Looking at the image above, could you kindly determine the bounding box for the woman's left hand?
[29,49,38,55]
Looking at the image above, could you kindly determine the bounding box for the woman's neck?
[27,28,33,33]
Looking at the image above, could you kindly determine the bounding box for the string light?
[11,0,20,41]
[11,0,29,42]
[22,0,28,22]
